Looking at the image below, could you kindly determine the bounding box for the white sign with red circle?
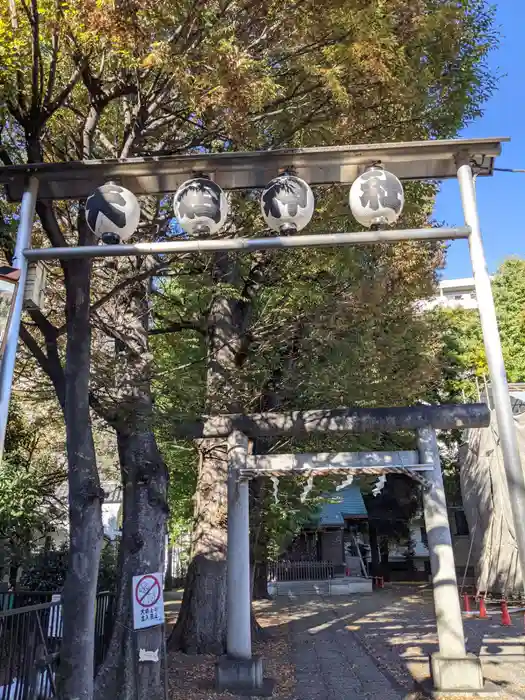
[132,572,165,630]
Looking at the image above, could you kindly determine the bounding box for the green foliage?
[0,401,66,570]
[162,441,197,539]
[432,257,525,398]
[19,540,118,592]
[97,542,119,592]
[19,544,68,591]
[491,258,525,382]
[427,258,525,504]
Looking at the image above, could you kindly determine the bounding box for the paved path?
[284,587,525,699]
[289,599,405,700]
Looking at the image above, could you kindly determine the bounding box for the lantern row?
[85,167,405,244]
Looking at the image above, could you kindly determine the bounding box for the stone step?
[268,577,373,597]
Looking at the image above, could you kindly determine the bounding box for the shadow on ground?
[165,585,525,699]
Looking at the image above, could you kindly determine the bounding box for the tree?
[431,258,525,396]
[161,193,485,653]
[0,400,67,583]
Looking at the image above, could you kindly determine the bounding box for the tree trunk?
[94,275,169,700]
[170,251,248,654]
[253,562,270,600]
[250,479,270,601]
[169,440,228,653]
[95,428,168,700]
[58,254,103,700]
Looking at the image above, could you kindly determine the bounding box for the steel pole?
[457,159,525,589]
[0,177,39,463]
[23,226,471,261]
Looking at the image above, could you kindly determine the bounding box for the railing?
[0,601,60,699]
[94,592,114,671]
[0,592,114,699]
[166,534,191,588]
[268,560,335,582]
[0,591,56,612]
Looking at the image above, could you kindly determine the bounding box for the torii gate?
[179,404,489,695]
[0,137,517,696]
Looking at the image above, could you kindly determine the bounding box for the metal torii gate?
[0,137,518,694]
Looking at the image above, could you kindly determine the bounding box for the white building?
[51,480,122,547]
[423,277,478,311]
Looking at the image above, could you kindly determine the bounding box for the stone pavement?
[291,601,405,699]
[285,586,525,699]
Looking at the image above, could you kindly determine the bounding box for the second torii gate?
[196,403,491,696]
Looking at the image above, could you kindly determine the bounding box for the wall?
[50,501,121,547]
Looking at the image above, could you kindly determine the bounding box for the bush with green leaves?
[19,540,119,593]
[19,545,68,591]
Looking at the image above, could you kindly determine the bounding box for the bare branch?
[43,21,60,108]
[26,306,59,341]
[82,105,100,159]
[45,65,84,116]
[55,259,177,337]
[19,323,66,409]
[36,200,68,249]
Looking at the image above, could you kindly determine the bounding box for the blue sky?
[435,0,524,280]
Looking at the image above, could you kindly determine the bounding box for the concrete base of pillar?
[431,688,500,697]
[215,656,274,696]
[431,653,485,692]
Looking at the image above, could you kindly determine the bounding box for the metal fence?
[94,592,114,672]
[268,560,335,582]
[166,533,191,588]
[0,591,56,613]
[0,592,114,699]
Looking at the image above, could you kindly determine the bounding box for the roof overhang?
[0,137,509,202]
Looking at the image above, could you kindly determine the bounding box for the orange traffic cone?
[501,600,512,626]
[463,594,471,613]
[479,597,488,619]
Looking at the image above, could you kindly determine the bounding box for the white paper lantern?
[349,167,404,228]
[85,183,140,244]
[173,178,229,236]
[261,174,314,233]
